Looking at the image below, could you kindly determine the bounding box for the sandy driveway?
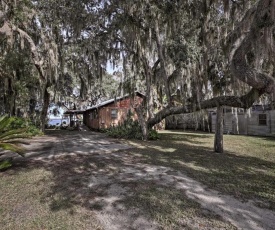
[14,129,275,230]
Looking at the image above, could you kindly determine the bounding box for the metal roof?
[85,92,145,111]
[63,110,85,114]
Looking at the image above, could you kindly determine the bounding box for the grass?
[120,183,236,230]
[127,130,275,209]
[0,165,103,230]
[1,130,274,229]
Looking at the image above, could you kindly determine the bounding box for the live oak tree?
[94,0,275,152]
[0,0,274,153]
[0,0,59,131]
[139,0,274,153]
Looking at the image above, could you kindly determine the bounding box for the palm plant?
[0,116,32,170]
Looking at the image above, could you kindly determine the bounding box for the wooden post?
[232,108,239,134]
[214,106,224,153]
[244,109,248,135]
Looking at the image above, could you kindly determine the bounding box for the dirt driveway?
[9,130,275,230]
[23,129,131,160]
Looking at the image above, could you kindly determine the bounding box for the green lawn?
[1,131,274,229]
[127,130,275,210]
[0,167,102,230]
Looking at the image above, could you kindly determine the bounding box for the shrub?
[5,116,42,136]
[106,118,142,139]
[0,116,42,170]
[105,115,159,140]
[148,129,160,140]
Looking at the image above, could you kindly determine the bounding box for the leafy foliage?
[0,0,274,154]
[105,115,159,140]
[0,158,12,171]
[148,129,159,140]
[106,120,142,140]
[0,116,42,169]
[0,117,30,155]
[2,116,42,136]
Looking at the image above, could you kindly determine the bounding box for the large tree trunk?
[29,98,36,121]
[6,78,15,116]
[135,106,148,140]
[154,22,172,105]
[40,86,50,132]
[214,106,224,153]
[142,57,154,120]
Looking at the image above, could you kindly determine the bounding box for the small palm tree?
[0,116,31,170]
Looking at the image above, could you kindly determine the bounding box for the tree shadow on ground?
[8,153,237,229]
[3,130,275,229]
[131,133,275,209]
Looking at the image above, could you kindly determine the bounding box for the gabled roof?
[85,91,145,111]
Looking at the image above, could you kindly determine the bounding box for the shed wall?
[211,110,274,136]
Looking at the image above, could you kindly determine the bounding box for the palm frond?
[0,116,13,132]
[0,159,13,170]
[0,143,25,156]
[5,139,31,145]
[0,128,29,140]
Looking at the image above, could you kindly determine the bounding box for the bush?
[5,117,42,136]
[0,116,42,170]
[106,119,142,139]
[105,115,159,140]
[148,129,159,140]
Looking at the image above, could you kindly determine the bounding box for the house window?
[259,114,267,125]
[111,109,118,119]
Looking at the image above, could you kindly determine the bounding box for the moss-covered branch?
[147,88,264,128]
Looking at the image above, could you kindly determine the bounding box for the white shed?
[211,106,275,136]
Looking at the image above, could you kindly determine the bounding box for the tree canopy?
[0,0,274,151]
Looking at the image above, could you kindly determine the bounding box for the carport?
[63,110,84,127]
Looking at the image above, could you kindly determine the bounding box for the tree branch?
[230,0,275,94]
[11,25,46,81]
[147,88,264,128]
